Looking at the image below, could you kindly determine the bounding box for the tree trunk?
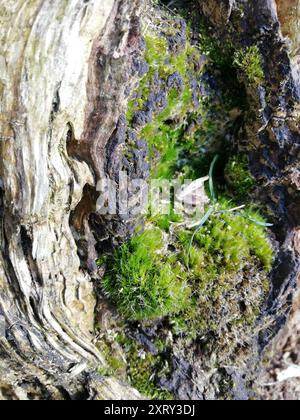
[0,0,300,400]
[0,0,143,400]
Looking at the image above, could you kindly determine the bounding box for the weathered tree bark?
[0,0,300,400]
[0,0,143,400]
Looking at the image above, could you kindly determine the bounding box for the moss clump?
[170,198,273,340]
[233,46,264,86]
[100,229,190,321]
[225,155,256,199]
[116,333,173,400]
[180,199,273,273]
[99,198,273,331]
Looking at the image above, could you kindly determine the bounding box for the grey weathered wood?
[0,0,143,399]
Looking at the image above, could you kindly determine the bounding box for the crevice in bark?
[51,85,61,115]
[68,0,148,261]
[70,184,98,271]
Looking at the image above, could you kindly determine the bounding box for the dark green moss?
[96,330,173,399]
[198,17,234,69]
[97,340,126,378]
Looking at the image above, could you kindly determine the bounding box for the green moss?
[126,15,247,185]
[145,34,169,70]
[99,197,272,340]
[233,46,264,86]
[198,21,264,88]
[126,27,202,180]
[177,197,273,270]
[96,6,274,391]
[116,333,173,400]
[97,340,126,377]
[225,155,256,198]
[148,126,184,179]
[170,197,273,339]
[151,210,183,232]
[191,200,273,271]
[198,18,234,69]
[100,229,191,321]
[239,208,274,271]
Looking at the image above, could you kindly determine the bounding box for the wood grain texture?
[0,0,143,399]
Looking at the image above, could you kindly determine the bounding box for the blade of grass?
[237,213,273,227]
[209,155,219,201]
